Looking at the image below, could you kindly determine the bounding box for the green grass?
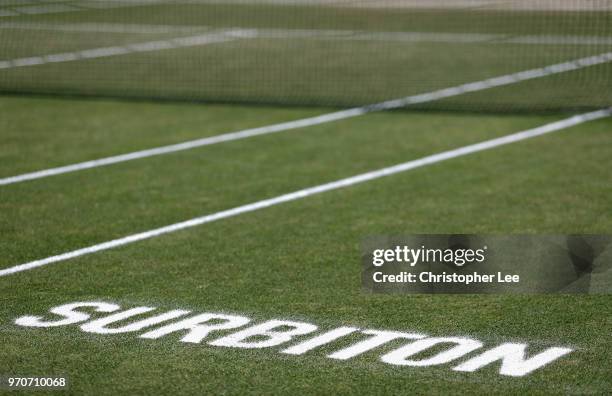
[0,3,610,111]
[0,95,611,394]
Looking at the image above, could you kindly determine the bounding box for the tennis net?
[0,0,611,112]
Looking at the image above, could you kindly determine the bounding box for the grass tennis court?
[1,95,611,394]
[1,1,611,395]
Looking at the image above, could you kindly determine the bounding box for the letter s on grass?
[15,302,121,328]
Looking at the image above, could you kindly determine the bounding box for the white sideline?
[0,0,160,17]
[1,50,612,187]
[0,22,205,34]
[1,108,609,277]
[13,4,81,15]
[3,22,612,45]
[1,20,610,54]
[0,29,244,70]
[63,0,612,11]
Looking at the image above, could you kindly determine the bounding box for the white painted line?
[0,29,242,71]
[110,0,610,11]
[1,51,611,187]
[13,4,80,14]
[0,22,206,34]
[11,56,45,67]
[1,108,609,277]
[2,22,612,45]
[504,35,612,46]
[77,0,160,9]
[0,9,18,16]
[254,29,612,46]
[0,0,162,17]
[0,0,26,5]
